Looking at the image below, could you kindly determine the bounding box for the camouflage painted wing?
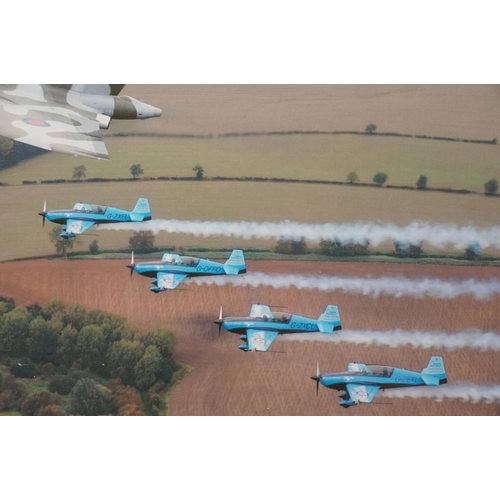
[0,96,109,160]
[53,84,125,96]
[246,329,279,352]
[157,272,187,290]
[346,384,380,404]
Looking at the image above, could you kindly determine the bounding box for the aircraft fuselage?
[220,314,322,336]
[319,367,448,392]
[132,257,247,279]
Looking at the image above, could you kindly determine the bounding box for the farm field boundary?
[1,134,499,192]
[4,247,500,267]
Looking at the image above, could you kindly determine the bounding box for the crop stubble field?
[0,259,498,416]
[1,181,500,262]
[1,135,499,192]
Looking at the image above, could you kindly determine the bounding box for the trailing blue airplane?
[127,249,247,293]
[39,198,151,238]
[215,304,342,352]
[312,357,447,408]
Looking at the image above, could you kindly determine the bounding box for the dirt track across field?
[0,259,499,416]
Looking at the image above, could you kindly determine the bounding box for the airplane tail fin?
[317,305,342,334]
[223,249,246,275]
[130,198,151,222]
[421,357,447,386]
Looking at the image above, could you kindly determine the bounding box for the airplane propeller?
[311,362,321,396]
[126,251,135,278]
[213,306,223,336]
[39,200,47,228]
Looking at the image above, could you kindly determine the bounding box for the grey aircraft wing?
[0,85,109,160]
[53,84,125,96]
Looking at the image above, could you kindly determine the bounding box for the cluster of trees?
[393,240,423,257]
[274,238,308,255]
[193,164,204,180]
[49,227,80,257]
[48,227,157,259]
[129,231,156,253]
[70,164,146,182]
[346,171,498,195]
[0,297,179,415]
[484,179,498,195]
[346,171,389,186]
[319,239,370,256]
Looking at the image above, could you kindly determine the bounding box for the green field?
[1,134,499,191]
[0,180,499,262]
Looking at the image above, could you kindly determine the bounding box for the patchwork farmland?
[0,259,498,416]
[1,85,499,416]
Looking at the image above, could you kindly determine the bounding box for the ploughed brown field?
[1,259,499,416]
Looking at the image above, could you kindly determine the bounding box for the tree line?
[0,298,180,416]
[274,237,482,260]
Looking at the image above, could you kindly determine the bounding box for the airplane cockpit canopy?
[160,254,200,267]
[257,313,291,323]
[72,203,106,214]
[270,313,292,323]
[365,365,394,377]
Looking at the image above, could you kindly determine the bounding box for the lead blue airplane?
[127,249,247,293]
[312,357,447,408]
[215,304,342,352]
[39,198,151,238]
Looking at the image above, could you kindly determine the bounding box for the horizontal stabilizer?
[421,374,440,386]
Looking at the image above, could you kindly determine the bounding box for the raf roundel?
[22,118,51,127]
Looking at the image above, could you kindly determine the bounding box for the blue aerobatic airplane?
[312,356,447,408]
[215,303,342,352]
[127,249,247,293]
[39,198,151,238]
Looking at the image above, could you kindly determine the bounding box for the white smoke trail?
[286,330,500,351]
[100,219,500,249]
[194,273,500,300]
[382,384,500,404]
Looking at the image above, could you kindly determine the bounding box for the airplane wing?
[247,329,279,352]
[347,363,371,373]
[53,84,125,96]
[65,219,95,235]
[157,272,187,290]
[0,94,109,160]
[250,304,274,319]
[346,384,380,404]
